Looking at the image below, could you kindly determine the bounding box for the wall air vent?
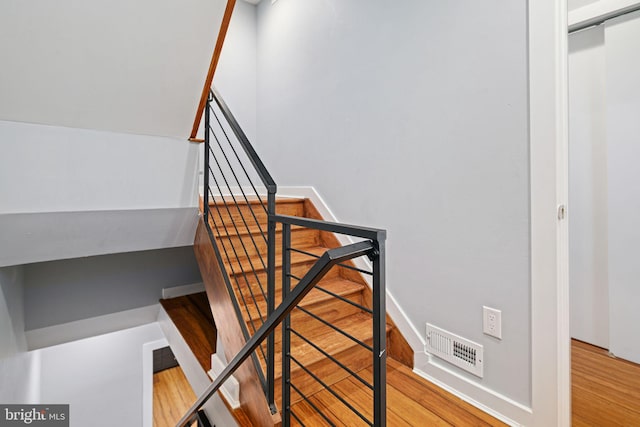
[425,323,484,378]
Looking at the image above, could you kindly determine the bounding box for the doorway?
[568,5,640,424]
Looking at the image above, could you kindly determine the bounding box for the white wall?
[256,0,530,407]
[567,11,640,364]
[37,323,164,427]
[0,266,40,403]
[0,0,227,138]
[0,121,199,214]
[0,121,200,266]
[570,0,602,11]
[568,26,609,348]
[605,11,640,364]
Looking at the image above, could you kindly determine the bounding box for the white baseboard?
[162,282,205,299]
[26,304,160,350]
[414,352,531,426]
[208,354,240,409]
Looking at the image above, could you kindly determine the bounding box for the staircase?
[208,197,410,416]
[175,86,407,426]
[163,85,510,427]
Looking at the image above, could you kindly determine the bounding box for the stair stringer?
[193,217,280,427]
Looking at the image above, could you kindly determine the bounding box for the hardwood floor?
[153,340,640,426]
[288,358,506,426]
[572,339,640,426]
[153,366,197,427]
[153,358,506,427]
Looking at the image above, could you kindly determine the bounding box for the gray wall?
[256,0,531,404]
[199,1,260,191]
[216,0,258,143]
[24,247,201,330]
[0,266,39,403]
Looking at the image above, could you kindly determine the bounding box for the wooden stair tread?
[224,245,328,274]
[159,292,216,373]
[201,197,306,235]
[213,227,321,261]
[214,223,308,239]
[241,277,366,321]
[269,312,392,379]
[210,221,306,238]
[228,262,342,302]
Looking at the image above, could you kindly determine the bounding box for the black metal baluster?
[372,239,387,427]
[282,223,292,426]
[203,95,210,224]
[266,191,277,412]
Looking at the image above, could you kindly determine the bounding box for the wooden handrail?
[189,0,236,141]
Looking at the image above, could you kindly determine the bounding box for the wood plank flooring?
[153,341,640,426]
[152,356,507,426]
[153,366,196,427]
[572,339,640,426]
[158,296,640,426]
[288,359,507,426]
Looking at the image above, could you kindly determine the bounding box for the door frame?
[529,0,570,425]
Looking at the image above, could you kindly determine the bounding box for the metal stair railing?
[203,85,277,407]
[176,241,377,427]
[191,85,387,426]
[276,215,387,427]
